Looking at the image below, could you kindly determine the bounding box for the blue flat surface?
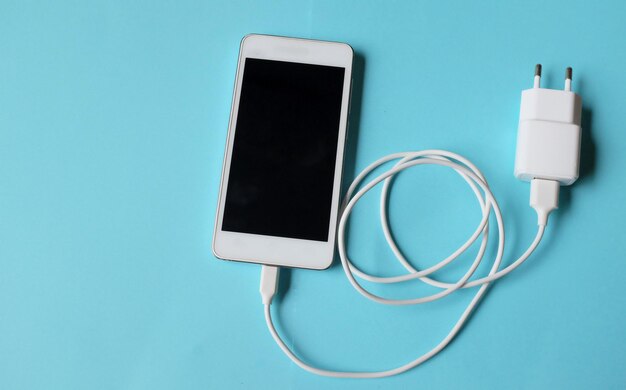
[1,1,625,389]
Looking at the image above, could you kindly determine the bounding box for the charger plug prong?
[565,67,572,91]
[534,64,542,88]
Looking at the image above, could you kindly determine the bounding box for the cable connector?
[530,178,559,226]
[260,265,279,305]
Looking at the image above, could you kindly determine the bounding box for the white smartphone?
[212,34,353,270]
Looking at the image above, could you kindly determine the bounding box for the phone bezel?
[212,34,353,270]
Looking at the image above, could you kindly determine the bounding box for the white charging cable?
[259,65,582,378]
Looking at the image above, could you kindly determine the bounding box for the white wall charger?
[515,65,582,185]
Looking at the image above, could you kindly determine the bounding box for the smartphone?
[212,34,353,270]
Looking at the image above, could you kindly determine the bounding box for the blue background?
[1,0,625,389]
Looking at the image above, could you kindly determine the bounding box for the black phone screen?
[221,58,346,242]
